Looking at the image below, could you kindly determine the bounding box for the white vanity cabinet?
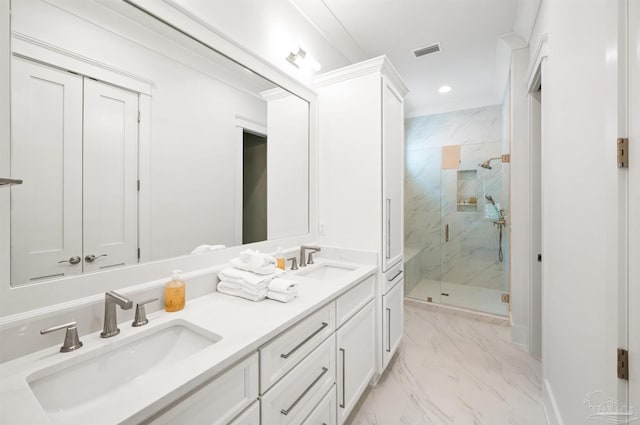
[259,303,335,393]
[316,56,407,273]
[382,280,404,369]
[146,353,259,425]
[302,385,337,425]
[261,336,335,425]
[317,56,407,375]
[381,75,405,272]
[336,299,375,424]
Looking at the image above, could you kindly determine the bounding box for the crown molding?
[314,55,409,97]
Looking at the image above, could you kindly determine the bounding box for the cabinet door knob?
[85,254,108,262]
[58,256,81,265]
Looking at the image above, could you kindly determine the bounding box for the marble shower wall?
[405,106,510,292]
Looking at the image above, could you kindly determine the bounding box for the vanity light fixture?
[438,85,452,94]
[286,47,322,72]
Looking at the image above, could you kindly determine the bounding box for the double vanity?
[0,0,408,423]
[0,254,404,424]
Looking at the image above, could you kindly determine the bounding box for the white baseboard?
[542,378,564,425]
[510,322,529,349]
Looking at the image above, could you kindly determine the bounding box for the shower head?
[478,156,502,170]
[479,160,492,170]
[485,195,495,205]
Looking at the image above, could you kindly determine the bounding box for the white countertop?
[0,259,377,424]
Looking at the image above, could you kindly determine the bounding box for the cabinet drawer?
[302,385,337,425]
[261,336,335,425]
[147,353,258,425]
[260,303,335,393]
[336,274,375,327]
[382,261,403,294]
[229,401,260,425]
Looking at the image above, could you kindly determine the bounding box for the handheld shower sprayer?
[485,194,495,205]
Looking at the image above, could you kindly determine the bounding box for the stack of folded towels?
[217,249,298,303]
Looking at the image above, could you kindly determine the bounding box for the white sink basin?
[27,320,221,424]
[297,263,357,280]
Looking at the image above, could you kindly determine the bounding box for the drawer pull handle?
[280,367,329,416]
[340,348,346,408]
[388,269,403,281]
[280,322,329,359]
[386,308,391,352]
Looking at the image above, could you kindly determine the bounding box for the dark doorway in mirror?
[242,131,267,244]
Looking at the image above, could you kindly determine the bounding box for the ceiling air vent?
[413,43,441,58]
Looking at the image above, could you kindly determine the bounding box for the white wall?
[265,92,310,239]
[526,0,626,423]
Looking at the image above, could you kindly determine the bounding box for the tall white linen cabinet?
[316,56,408,378]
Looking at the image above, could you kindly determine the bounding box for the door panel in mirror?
[10,56,84,283]
[83,78,139,272]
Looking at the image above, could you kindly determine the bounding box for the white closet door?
[82,78,138,272]
[10,57,83,284]
[382,76,404,271]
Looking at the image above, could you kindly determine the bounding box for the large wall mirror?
[5,0,310,287]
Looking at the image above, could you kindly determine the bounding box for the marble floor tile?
[348,302,547,425]
[407,279,509,317]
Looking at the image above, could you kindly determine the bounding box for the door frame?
[526,35,547,359]
[628,0,638,412]
[234,116,267,246]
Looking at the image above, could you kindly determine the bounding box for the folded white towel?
[191,244,226,254]
[268,277,298,294]
[218,267,282,286]
[232,250,277,275]
[217,281,266,301]
[219,279,268,296]
[267,290,296,303]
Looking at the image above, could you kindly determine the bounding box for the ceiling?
[292,0,531,116]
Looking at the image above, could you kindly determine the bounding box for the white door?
[82,78,139,272]
[336,300,375,424]
[628,0,639,414]
[10,57,83,284]
[382,279,404,369]
[382,77,404,271]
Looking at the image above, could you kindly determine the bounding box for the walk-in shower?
[404,106,510,316]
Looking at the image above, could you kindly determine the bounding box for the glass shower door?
[439,142,509,316]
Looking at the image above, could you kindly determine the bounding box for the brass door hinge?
[617,348,629,380]
[501,293,510,303]
[618,138,629,168]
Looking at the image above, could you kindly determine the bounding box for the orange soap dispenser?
[165,269,186,312]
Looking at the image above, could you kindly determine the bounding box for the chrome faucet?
[299,245,321,267]
[100,291,133,338]
[40,321,83,352]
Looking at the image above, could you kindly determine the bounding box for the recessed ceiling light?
[438,85,452,94]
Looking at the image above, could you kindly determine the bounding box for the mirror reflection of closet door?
[10,57,84,283]
[82,78,139,273]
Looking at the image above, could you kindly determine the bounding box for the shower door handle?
[445,224,449,242]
